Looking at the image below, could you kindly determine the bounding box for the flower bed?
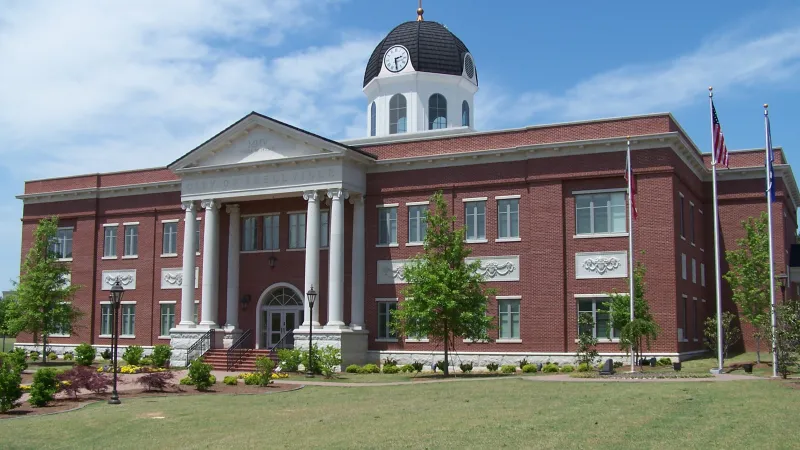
[96,365,168,374]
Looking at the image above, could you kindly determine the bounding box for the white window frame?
[99,302,113,337]
[692,297,699,342]
[159,301,176,338]
[263,213,281,251]
[377,205,398,247]
[194,217,202,255]
[681,253,687,280]
[288,212,307,250]
[496,196,521,242]
[463,198,487,243]
[123,223,139,258]
[407,203,428,245]
[320,210,330,249]
[52,227,74,261]
[573,189,627,238]
[103,224,118,259]
[575,294,621,342]
[497,295,521,342]
[242,216,259,252]
[50,301,72,337]
[162,221,178,257]
[376,298,398,342]
[121,302,136,338]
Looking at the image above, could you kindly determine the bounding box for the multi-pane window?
[242,217,258,251]
[692,258,697,284]
[465,201,486,241]
[289,213,306,249]
[692,298,698,340]
[578,299,619,339]
[103,226,117,258]
[124,225,138,257]
[497,198,519,239]
[680,295,688,340]
[377,302,397,339]
[52,303,71,336]
[378,207,398,245]
[389,94,407,134]
[679,195,685,238]
[428,94,447,130]
[263,215,280,250]
[160,304,175,336]
[320,211,329,248]
[575,193,626,235]
[101,304,113,335]
[701,263,706,287]
[498,299,520,339]
[408,205,427,244]
[689,202,695,244]
[193,302,199,324]
[194,222,201,254]
[51,228,73,259]
[681,253,687,280]
[121,304,136,336]
[162,222,178,255]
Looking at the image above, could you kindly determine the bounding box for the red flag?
[711,101,729,167]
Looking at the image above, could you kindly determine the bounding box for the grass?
[283,371,533,383]
[2,378,799,449]
[1,337,14,353]
[682,352,789,377]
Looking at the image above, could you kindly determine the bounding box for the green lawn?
[1,337,14,353]
[2,378,799,449]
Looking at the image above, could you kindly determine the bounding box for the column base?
[176,321,197,329]
[198,321,220,329]
[301,322,322,329]
[293,328,369,368]
[222,328,242,349]
[349,324,365,331]
[168,329,213,368]
[324,321,349,331]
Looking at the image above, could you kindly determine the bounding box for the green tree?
[704,311,741,360]
[391,191,495,376]
[775,301,800,379]
[603,262,660,367]
[723,213,771,363]
[0,294,14,352]
[7,217,81,364]
[575,313,599,366]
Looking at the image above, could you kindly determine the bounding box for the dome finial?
[417,0,424,21]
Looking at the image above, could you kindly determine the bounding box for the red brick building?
[15,18,798,368]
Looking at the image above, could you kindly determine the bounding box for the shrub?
[101,349,112,361]
[29,351,40,362]
[382,365,400,374]
[0,359,23,413]
[577,363,592,372]
[435,360,447,373]
[358,364,380,374]
[613,361,624,368]
[459,362,473,373]
[518,358,530,369]
[223,376,238,386]
[658,357,673,367]
[74,343,96,366]
[254,356,275,386]
[151,345,172,368]
[317,346,342,379]
[57,366,112,398]
[48,352,57,361]
[29,368,59,406]
[209,375,216,384]
[521,364,538,373]
[243,373,259,385]
[140,357,153,366]
[500,365,517,374]
[0,349,28,373]
[63,352,74,361]
[122,345,144,366]
[542,363,559,373]
[486,362,499,372]
[399,364,414,373]
[136,371,175,392]
[383,357,399,367]
[560,365,575,373]
[345,364,361,373]
[179,377,194,386]
[411,361,424,373]
[277,348,302,372]
[188,359,213,391]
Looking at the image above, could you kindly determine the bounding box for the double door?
[263,308,302,349]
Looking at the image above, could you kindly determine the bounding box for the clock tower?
[361,10,479,138]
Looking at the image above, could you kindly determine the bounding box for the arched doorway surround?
[254,282,305,349]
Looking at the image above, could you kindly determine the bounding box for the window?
[680,295,688,340]
[160,304,175,336]
[101,304,113,335]
[575,192,626,235]
[263,215,280,250]
[498,299,520,339]
[689,202,695,244]
[103,226,117,258]
[701,263,706,287]
[692,258,697,284]
[428,94,447,130]
[578,298,619,339]
[465,200,486,241]
[121,304,136,336]
[370,101,377,136]
[377,301,397,339]
[320,211,329,248]
[51,228,73,259]
[123,225,138,257]
[408,205,427,244]
[377,206,398,245]
[497,198,519,239]
[194,224,201,254]
[681,253,687,280]
[389,94,407,134]
[162,222,178,255]
[289,213,306,249]
[242,217,258,251]
[692,298,698,340]
[679,195,685,239]
[194,302,199,324]
[52,303,72,336]
[462,100,470,127]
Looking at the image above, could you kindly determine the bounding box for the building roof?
[363,21,473,87]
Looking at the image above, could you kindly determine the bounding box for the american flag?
[766,113,776,202]
[626,139,637,219]
[711,101,729,167]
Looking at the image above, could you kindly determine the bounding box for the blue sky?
[1,0,799,291]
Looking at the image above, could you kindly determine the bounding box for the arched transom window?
[389,94,407,134]
[265,288,303,307]
[429,94,447,130]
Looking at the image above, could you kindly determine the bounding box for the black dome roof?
[363,21,475,87]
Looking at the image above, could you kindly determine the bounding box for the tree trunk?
[443,321,449,376]
[755,335,761,364]
[42,334,48,366]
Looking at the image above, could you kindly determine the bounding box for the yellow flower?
[61,380,71,386]
[19,384,31,391]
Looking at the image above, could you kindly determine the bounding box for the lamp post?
[306,286,317,378]
[108,280,124,405]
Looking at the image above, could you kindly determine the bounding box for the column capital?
[303,190,320,203]
[327,188,349,201]
[348,194,365,205]
[225,204,240,214]
[201,199,220,210]
[181,201,196,212]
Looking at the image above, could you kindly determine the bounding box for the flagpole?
[627,137,636,373]
[765,104,778,378]
[709,87,725,374]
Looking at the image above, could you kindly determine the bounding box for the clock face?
[384,45,409,73]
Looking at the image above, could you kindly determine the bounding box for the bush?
[316,346,342,378]
[459,362,473,373]
[57,366,112,398]
[500,365,517,374]
[577,362,592,372]
[30,368,59,406]
[613,361,624,368]
[140,357,153,366]
[542,363,559,373]
[0,359,22,413]
[383,357,399,367]
[188,359,213,391]
[254,356,275,386]
[658,357,673,367]
[277,348,302,372]
[560,365,575,373]
[358,364,380,374]
[0,349,28,373]
[136,371,175,392]
[223,376,238,386]
[399,364,414,373]
[411,361,424,373]
[518,358,530,369]
[47,352,57,361]
[29,351,40,362]
[101,349,112,361]
[151,345,172,368]
[63,352,74,361]
[243,373,259,385]
[521,364,538,373]
[345,364,361,373]
[435,360,447,373]
[74,343,96,366]
[382,365,400,374]
[486,362,499,372]
[179,377,194,386]
[122,345,144,366]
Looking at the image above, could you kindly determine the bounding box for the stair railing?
[226,329,253,371]
[186,329,215,367]
[269,329,295,358]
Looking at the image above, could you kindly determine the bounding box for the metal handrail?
[269,329,295,353]
[186,329,214,366]
[226,329,253,371]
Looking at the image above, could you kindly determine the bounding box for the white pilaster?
[326,188,348,329]
[350,194,365,330]
[303,191,321,327]
[224,204,240,331]
[199,199,220,328]
[178,201,197,328]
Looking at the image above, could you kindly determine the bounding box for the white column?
[224,204,240,331]
[178,201,197,328]
[326,188,348,328]
[199,199,221,328]
[303,191,321,327]
[350,194,365,329]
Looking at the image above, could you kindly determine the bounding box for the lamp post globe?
[108,280,124,405]
[306,286,317,378]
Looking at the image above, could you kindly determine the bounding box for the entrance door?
[265,309,301,349]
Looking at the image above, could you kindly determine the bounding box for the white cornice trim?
[17,180,181,205]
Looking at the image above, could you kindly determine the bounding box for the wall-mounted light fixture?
[240,294,251,310]
[268,255,277,268]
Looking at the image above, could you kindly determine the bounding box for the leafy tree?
[602,261,660,367]
[7,217,81,364]
[0,359,22,413]
[0,294,14,352]
[723,213,772,363]
[704,311,741,360]
[391,191,495,376]
[575,313,599,366]
[775,301,800,379]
